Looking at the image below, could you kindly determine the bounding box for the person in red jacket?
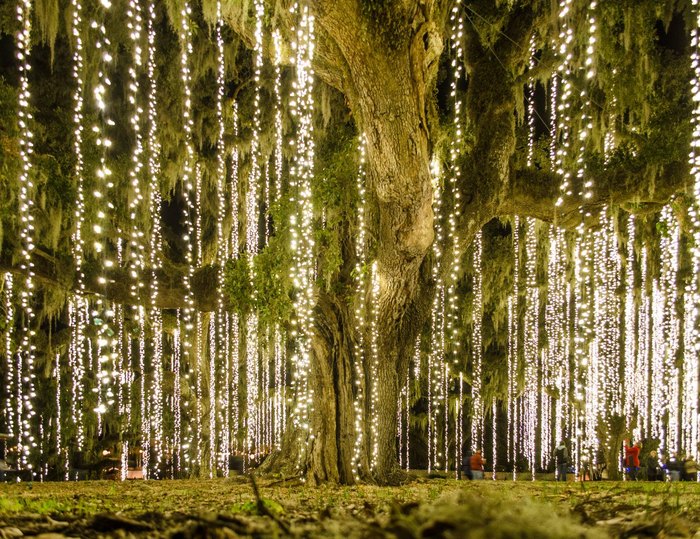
[624,440,641,481]
[470,450,486,480]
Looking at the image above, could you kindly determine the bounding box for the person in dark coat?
[645,450,662,481]
[553,441,569,481]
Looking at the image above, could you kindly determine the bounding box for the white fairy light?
[637,247,650,439]
[15,0,38,470]
[288,2,316,472]
[273,30,284,204]
[178,0,197,473]
[244,0,266,467]
[624,215,636,434]
[54,352,62,477]
[546,224,569,469]
[369,261,381,471]
[554,0,574,207]
[471,232,483,456]
[3,274,15,444]
[352,134,368,479]
[687,1,700,473]
[229,102,240,459]
[657,205,681,453]
[90,3,118,424]
[508,216,520,480]
[523,218,538,479]
[214,0,230,476]
[446,2,464,369]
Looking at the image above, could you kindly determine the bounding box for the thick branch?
[500,160,690,227]
[0,243,220,312]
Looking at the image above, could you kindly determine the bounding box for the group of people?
[462,440,698,481]
[626,440,698,481]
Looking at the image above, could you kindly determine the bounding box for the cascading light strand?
[244,0,265,467]
[351,134,368,478]
[15,0,38,472]
[288,1,316,473]
[145,0,165,475]
[89,0,119,425]
[688,0,700,468]
[214,0,229,476]
[177,0,197,473]
[523,218,538,479]
[471,232,483,455]
[508,216,520,480]
[3,274,14,447]
[68,0,89,467]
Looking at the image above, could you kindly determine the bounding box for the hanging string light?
[427,155,444,473]
[657,205,680,452]
[351,134,368,478]
[288,1,316,472]
[471,232,483,456]
[89,0,120,425]
[687,0,700,468]
[230,101,240,458]
[68,0,90,467]
[523,218,538,479]
[508,216,520,480]
[446,2,464,370]
[177,0,197,473]
[369,261,380,471]
[15,0,38,471]
[244,0,266,466]
[624,216,637,434]
[3,274,15,445]
[638,246,650,438]
[214,0,230,476]
[554,0,574,207]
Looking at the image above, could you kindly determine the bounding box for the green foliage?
[224,256,254,314]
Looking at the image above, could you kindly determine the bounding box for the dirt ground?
[0,476,698,538]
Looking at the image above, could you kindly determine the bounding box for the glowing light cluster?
[352,134,368,479]
[214,0,230,476]
[15,0,38,470]
[177,0,197,473]
[288,2,316,470]
[523,218,538,479]
[471,232,483,455]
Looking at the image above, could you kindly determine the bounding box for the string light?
[427,155,444,473]
[289,1,316,472]
[3,274,15,445]
[244,0,266,467]
[177,0,197,473]
[16,0,38,472]
[230,101,240,458]
[508,216,520,480]
[214,0,229,476]
[471,232,483,456]
[688,0,700,470]
[352,134,368,479]
[68,0,89,469]
[369,261,380,471]
[90,0,119,425]
[523,218,537,479]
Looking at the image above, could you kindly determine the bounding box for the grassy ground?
[0,477,697,538]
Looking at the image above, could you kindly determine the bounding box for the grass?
[0,478,697,537]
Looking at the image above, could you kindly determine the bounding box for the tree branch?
[500,160,690,227]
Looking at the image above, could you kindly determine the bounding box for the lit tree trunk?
[315,2,443,483]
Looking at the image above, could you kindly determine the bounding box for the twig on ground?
[249,473,293,536]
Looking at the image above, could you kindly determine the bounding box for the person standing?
[624,440,641,481]
[470,449,486,480]
[554,440,569,481]
[646,450,662,481]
